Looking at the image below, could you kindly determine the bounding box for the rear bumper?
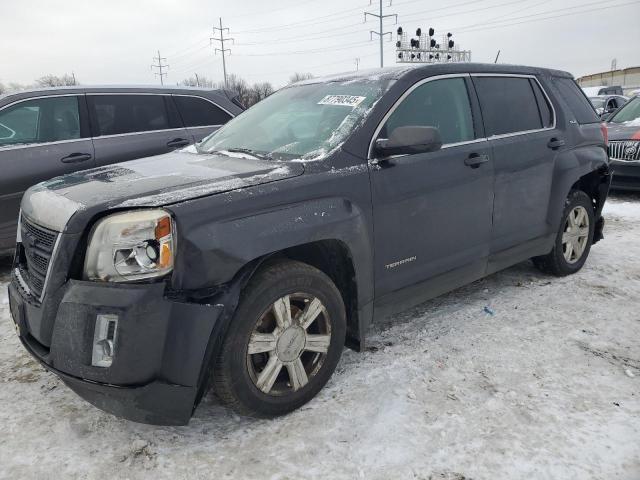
[610,160,640,191]
[8,277,225,425]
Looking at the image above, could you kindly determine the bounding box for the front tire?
[533,190,595,276]
[212,260,346,417]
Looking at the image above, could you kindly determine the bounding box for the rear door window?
[552,77,600,124]
[173,95,232,127]
[88,94,177,136]
[529,79,554,128]
[473,76,543,136]
[0,95,81,146]
[381,77,476,145]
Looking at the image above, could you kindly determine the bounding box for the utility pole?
[355,58,360,71]
[211,17,233,88]
[195,73,200,87]
[364,0,397,68]
[494,50,501,64]
[151,50,168,85]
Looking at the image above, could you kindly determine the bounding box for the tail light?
[600,123,609,147]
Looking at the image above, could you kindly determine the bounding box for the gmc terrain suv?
[0,86,243,255]
[8,64,610,425]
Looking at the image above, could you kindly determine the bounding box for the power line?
[151,50,169,85]
[364,0,398,67]
[453,0,639,33]
[233,3,370,34]
[211,17,233,88]
[227,0,319,20]
[233,40,372,57]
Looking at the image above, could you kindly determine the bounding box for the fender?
[167,164,376,319]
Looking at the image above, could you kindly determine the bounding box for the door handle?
[464,153,489,168]
[547,138,565,150]
[167,138,190,148]
[61,153,92,164]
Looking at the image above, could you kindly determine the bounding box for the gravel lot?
[0,195,639,480]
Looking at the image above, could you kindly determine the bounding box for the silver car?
[0,86,243,254]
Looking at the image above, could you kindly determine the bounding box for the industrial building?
[577,66,640,96]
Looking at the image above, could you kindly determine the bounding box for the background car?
[582,85,624,96]
[588,94,628,118]
[0,86,243,255]
[605,95,640,190]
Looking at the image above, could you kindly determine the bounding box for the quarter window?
[173,96,232,127]
[88,95,174,136]
[0,96,80,146]
[552,77,600,124]
[381,77,475,145]
[473,77,543,136]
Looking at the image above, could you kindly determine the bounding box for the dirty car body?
[8,64,610,425]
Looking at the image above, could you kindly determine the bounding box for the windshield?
[589,97,605,108]
[199,79,392,161]
[609,96,640,125]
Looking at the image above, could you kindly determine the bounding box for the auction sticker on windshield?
[318,95,366,107]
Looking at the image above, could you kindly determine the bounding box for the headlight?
[84,209,176,282]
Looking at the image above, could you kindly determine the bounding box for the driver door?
[368,75,494,312]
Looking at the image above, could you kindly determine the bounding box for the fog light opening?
[92,314,118,367]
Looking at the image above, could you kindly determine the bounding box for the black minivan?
[9,64,610,425]
[0,86,243,255]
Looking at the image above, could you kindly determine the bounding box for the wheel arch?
[547,147,610,241]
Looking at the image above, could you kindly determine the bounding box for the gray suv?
[9,64,610,425]
[0,86,243,255]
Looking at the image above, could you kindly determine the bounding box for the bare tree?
[181,73,274,108]
[8,82,27,92]
[245,82,275,107]
[181,75,214,88]
[289,72,314,84]
[35,73,79,88]
[253,81,274,99]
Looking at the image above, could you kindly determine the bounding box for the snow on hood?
[606,121,640,141]
[24,150,304,217]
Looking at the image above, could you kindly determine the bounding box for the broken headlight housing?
[84,210,176,282]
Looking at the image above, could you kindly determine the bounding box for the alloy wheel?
[246,293,332,396]
[562,205,589,264]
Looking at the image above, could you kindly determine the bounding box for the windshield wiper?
[222,148,273,161]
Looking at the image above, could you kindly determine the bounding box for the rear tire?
[533,190,595,276]
[212,259,346,417]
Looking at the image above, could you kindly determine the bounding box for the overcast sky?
[2,0,639,88]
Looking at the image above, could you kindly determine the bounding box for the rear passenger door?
[87,94,191,167]
[172,94,233,143]
[472,75,559,257]
[0,94,94,251]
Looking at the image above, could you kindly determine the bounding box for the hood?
[21,150,304,232]
[606,121,640,141]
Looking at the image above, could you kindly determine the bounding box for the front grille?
[18,217,59,300]
[609,140,640,162]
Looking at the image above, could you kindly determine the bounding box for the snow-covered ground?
[1,195,639,480]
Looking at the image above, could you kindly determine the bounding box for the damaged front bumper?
[8,276,225,425]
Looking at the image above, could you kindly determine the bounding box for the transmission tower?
[151,50,168,85]
[364,0,397,68]
[211,17,233,88]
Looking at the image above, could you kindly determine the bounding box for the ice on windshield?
[199,79,392,161]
